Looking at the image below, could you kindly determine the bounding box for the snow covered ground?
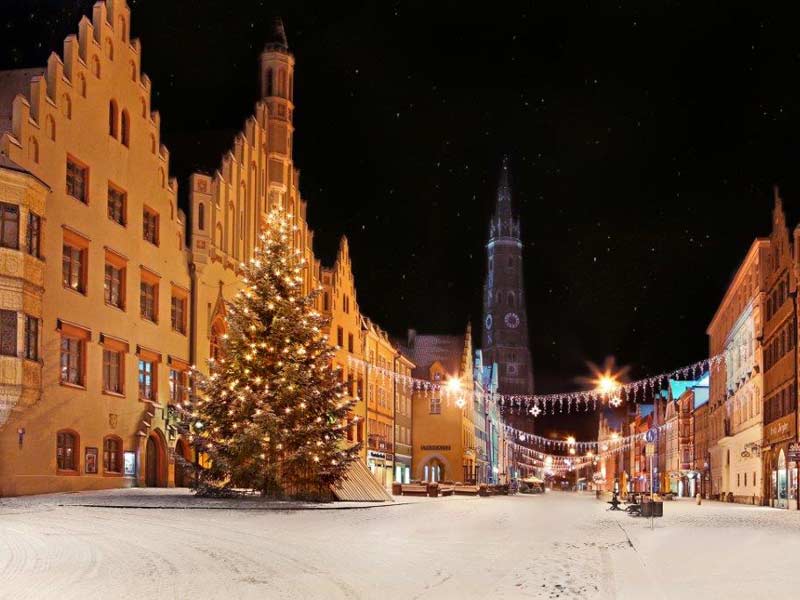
[1,489,799,599]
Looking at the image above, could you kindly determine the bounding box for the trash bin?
[653,501,663,517]
[641,501,653,517]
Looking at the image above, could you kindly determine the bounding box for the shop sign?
[368,450,385,460]
[789,442,800,462]
[421,445,451,451]
[765,414,796,446]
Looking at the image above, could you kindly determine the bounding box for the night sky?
[5,1,800,438]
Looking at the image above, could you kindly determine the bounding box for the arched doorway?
[174,439,189,487]
[145,432,166,487]
[776,449,788,509]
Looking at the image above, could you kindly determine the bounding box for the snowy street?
[2,490,800,600]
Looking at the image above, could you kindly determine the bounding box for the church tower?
[260,17,295,211]
[482,157,535,396]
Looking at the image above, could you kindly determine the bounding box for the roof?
[401,333,465,380]
[0,68,43,136]
[0,153,50,190]
[264,17,289,51]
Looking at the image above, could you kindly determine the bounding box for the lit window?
[56,431,77,471]
[108,186,126,225]
[66,157,88,203]
[138,359,154,400]
[103,349,123,393]
[0,203,20,250]
[143,207,159,245]
[60,336,84,385]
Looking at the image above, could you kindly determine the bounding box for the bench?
[439,485,455,496]
[454,484,480,496]
[400,484,428,497]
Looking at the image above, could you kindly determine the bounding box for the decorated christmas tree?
[189,208,360,498]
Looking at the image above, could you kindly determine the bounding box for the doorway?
[146,436,158,487]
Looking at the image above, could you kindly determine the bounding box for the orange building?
[0,0,192,495]
[401,324,477,483]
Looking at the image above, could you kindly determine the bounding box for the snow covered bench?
[454,484,480,496]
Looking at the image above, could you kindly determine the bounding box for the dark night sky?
[5,1,800,438]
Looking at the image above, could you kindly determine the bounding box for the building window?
[103,349,123,394]
[108,186,126,225]
[104,437,122,473]
[348,333,354,353]
[56,431,78,471]
[430,397,441,414]
[26,212,41,258]
[66,157,88,203]
[60,335,84,385]
[140,281,157,322]
[24,315,38,361]
[104,263,125,309]
[0,310,17,357]
[337,326,344,348]
[143,207,159,245]
[138,359,154,400]
[62,243,86,293]
[0,203,19,250]
[169,368,188,405]
[171,294,186,334]
[198,203,205,230]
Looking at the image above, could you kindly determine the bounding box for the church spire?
[496,155,513,218]
[265,16,289,52]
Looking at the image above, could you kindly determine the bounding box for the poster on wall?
[85,447,98,474]
[123,451,136,476]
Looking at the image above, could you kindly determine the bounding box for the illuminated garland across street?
[503,421,670,453]
[347,354,720,413]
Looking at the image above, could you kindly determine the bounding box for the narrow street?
[2,490,799,599]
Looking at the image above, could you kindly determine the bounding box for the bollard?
[696,492,702,505]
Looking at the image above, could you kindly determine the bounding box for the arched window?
[105,37,114,61]
[141,97,147,118]
[120,109,130,147]
[91,55,101,77]
[109,100,118,138]
[28,136,39,163]
[77,73,87,97]
[150,134,157,154]
[103,435,123,473]
[119,16,128,43]
[198,203,205,230]
[159,168,165,188]
[45,115,56,141]
[215,223,223,248]
[130,60,137,82]
[278,69,287,97]
[62,94,72,119]
[507,291,515,307]
[56,430,79,471]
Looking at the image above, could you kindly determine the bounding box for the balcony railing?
[367,434,393,454]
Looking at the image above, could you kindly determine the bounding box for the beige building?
[402,324,477,483]
[0,1,397,499]
[0,0,193,496]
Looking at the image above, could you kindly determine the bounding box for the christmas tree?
[189,207,360,498]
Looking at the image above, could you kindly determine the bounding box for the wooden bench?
[439,485,455,497]
[454,484,480,496]
[400,484,428,497]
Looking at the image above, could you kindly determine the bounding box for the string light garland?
[346,354,719,413]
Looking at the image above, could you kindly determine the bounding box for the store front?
[764,414,797,509]
[368,450,393,489]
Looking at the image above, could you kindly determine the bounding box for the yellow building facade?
[403,325,476,483]
[0,1,412,498]
[0,0,192,496]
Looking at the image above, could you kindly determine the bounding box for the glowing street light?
[446,377,461,393]
[596,374,619,395]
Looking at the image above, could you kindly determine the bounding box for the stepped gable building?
[0,3,395,500]
[0,0,192,495]
[482,157,534,397]
[758,190,798,509]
